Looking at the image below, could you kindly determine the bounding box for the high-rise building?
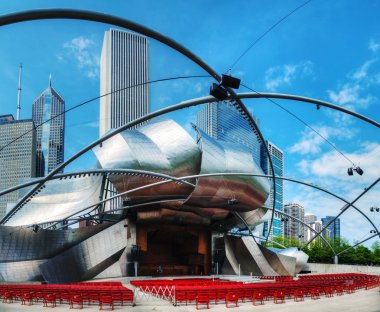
[32,78,65,177]
[0,115,36,218]
[196,101,262,166]
[303,212,317,240]
[284,203,304,240]
[305,220,323,245]
[261,141,284,239]
[99,28,149,137]
[321,216,340,240]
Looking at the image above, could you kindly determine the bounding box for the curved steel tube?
[0,168,195,198]
[302,177,380,249]
[264,207,336,255]
[0,9,276,232]
[11,170,379,243]
[336,233,378,256]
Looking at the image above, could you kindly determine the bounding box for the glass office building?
[261,141,284,239]
[32,78,65,177]
[321,216,341,240]
[196,100,262,167]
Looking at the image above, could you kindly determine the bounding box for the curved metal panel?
[93,119,201,204]
[185,129,270,211]
[6,175,103,227]
[278,247,309,274]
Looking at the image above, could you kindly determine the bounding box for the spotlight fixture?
[210,83,228,101]
[370,230,378,234]
[32,224,39,233]
[227,198,238,205]
[347,167,354,176]
[354,166,364,175]
[316,104,321,110]
[221,74,241,89]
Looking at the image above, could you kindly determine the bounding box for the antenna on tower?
[49,74,52,87]
[17,63,22,120]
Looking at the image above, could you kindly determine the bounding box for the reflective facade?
[0,115,36,219]
[261,141,284,239]
[196,100,262,167]
[322,216,341,240]
[32,79,65,177]
[284,203,305,240]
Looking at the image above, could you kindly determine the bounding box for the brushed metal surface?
[185,129,270,211]
[40,220,127,284]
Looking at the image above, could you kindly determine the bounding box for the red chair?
[226,292,239,308]
[2,291,13,304]
[43,293,56,307]
[122,290,134,306]
[324,287,334,297]
[70,294,83,309]
[99,294,114,311]
[294,289,304,302]
[216,289,227,304]
[21,292,33,306]
[310,288,320,300]
[273,290,285,304]
[252,291,264,305]
[59,292,71,304]
[89,292,100,305]
[196,292,210,310]
[336,286,344,296]
[186,290,197,305]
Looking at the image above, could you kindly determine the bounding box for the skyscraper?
[321,216,341,240]
[32,78,65,177]
[99,28,149,137]
[196,100,262,166]
[261,141,284,239]
[284,203,305,240]
[0,115,36,218]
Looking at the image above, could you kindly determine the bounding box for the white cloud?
[296,142,380,184]
[369,38,380,53]
[264,61,313,91]
[327,39,380,121]
[285,142,380,245]
[327,83,373,110]
[288,126,354,155]
[60,36,100,79]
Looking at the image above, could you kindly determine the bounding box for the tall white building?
[0,115,36,218]
[99,28,149,137]
[284,203,304,241]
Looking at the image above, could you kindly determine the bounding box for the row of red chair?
[0,281,134,310]
[131,274,379,309]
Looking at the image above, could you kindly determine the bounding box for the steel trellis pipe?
[0,9,276,233]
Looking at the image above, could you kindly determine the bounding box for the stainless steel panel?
[0,223,110,262]
[278,247,309,274]
[93,118,201,204]
[40,220,128,284]
[6,175,103,227]
[185,129,270,211]
[0,259,46,282]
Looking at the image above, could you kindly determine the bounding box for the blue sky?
[0,0,379,246]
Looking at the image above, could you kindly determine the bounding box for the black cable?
[228,0,313,72]
[0,75,210,153]
[240,83,355,165]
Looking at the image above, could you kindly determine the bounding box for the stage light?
[32,224,39,233]
[355,166,364,175]
[347,167,353,176]
[227,198,238,205]
[221,74,240,89]
[210,83,228,100]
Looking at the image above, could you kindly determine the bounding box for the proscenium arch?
[0,9,277,237]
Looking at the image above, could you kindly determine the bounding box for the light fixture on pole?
[210,83,228,101]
